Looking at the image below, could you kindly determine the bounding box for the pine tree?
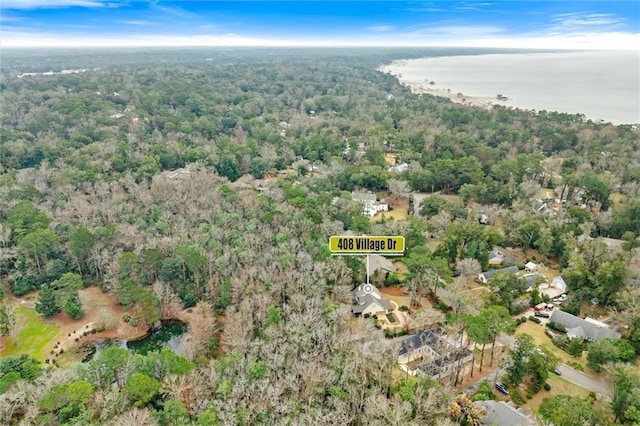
[64,292,84,319]
[35,284,60,317]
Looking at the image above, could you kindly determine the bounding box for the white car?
[554,294,567,303]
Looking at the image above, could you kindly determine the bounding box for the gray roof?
[352,294,391,314]
[368,254,397,273]
[476,401,532,426]
[399,327,443,356]
[524,274,543,286]
[482,266,519,279]
[352,192,377,202]
[352,283,392,314]
[549,310,621,341]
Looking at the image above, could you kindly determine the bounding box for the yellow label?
[329,236,405,254]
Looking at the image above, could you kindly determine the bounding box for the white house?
[352,283,392,316]
[551,276,567,292]
[352,192,389,217]
[387,163,409,173]
[525,261,538,273]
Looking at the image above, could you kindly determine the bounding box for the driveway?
[556,364,613,398]
[497,333,613,398]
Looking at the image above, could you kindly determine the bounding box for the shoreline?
[378,64,510,111]
[378,51,639,125]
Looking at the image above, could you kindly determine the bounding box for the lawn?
[1,305,61,361]
[371,208,408,222]
[386,313,397,323]
[515,321,587,368]
[524,373,591,412]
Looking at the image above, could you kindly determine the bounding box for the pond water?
[83,320,187,362]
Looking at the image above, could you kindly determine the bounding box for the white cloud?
[2,28,638,51]
[1,0,112,9]
[149,0,197,19]
[116,20,157,26]
[368,25,396,32]
[406,24,505,38]
[551,12,626,31]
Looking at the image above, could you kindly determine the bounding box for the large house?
[478,266,520,284]
[352,283,392,316]
[549,310,620,341]
[398,327,472,380]
[352,192,389,217]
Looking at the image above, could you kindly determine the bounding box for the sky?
[1,1,639,49]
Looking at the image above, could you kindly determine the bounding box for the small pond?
[83,320,187,362]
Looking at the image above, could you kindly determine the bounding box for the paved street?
[556,363,613,398]
[497,333,613,398]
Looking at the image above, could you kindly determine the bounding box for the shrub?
[546,321,566,332]
[529,316,541,324]
[435,301,449,312]
[543,382,551,391]
[509,387,525,405]
[568,361,584,371]
[399,305,409,312]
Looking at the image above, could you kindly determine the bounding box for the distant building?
[367,254,397,275]
[352,283,392,317]
[352,192,388,217]
[488,248,504,266]
[478,266,519,284]
[549,310,621,341]
[525,262,538,273]
[479,208,489,225]
[387,163,409,173]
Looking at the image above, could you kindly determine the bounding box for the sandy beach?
[378,62,506,110]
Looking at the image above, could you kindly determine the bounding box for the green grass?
[2,305,60,361]
[386,313,397,323]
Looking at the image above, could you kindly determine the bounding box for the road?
[497,333,613,398]
[556,363,613,398]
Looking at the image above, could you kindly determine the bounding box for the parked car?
[495,382,509,395]
[554,368,562,376]
[553,294,568,303]
[534,311,550,318]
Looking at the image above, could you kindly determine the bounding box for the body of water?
[83,320,187,361]
[385,51,639,125]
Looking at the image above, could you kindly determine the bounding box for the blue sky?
[1,1,639,49]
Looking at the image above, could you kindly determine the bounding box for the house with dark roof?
[352,283,392,316]
[397,327,472,380]
[549,310,621,341]
[478,266,520,284]
[398,327,442,364]
[475,400,534,426]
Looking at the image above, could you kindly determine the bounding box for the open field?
[1,305,60,360]
[1,286,148,364]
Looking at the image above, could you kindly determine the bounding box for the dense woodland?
[0,48,639,425]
